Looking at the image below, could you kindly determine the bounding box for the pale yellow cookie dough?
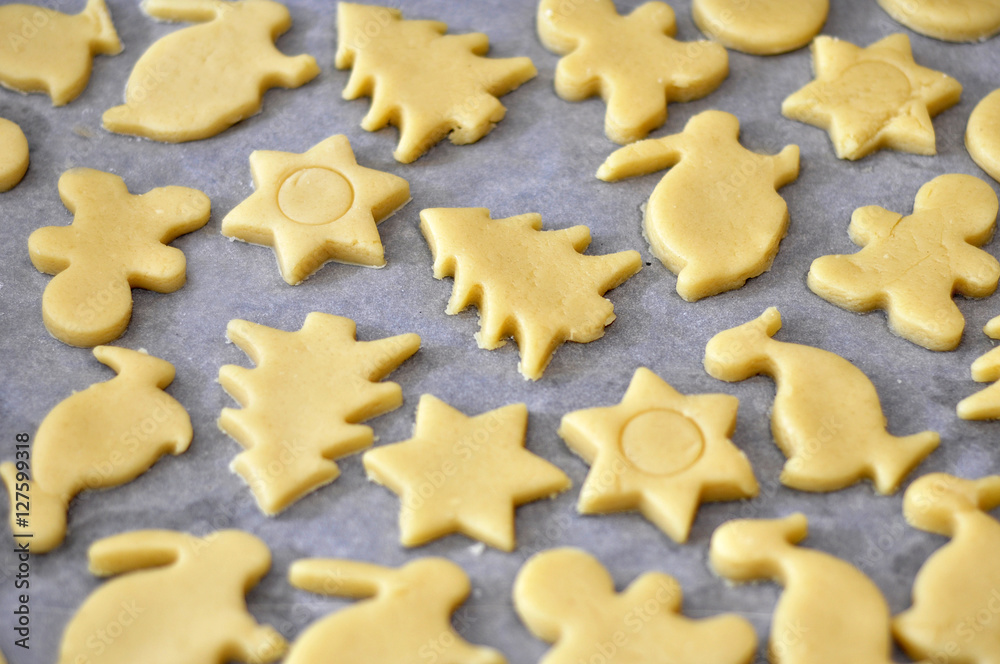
[514,548,757,664]
[878,0,1000,42]
[537,0,728,144]
[704,308,939,494]
[692,0,828,55]
[0,118,28,192]
[222,134,410,285]
[809,174,1000,351]
[420,208,642,380]
[967,89,1000,184]
[599,110,798,301]
[103,0,319,142]
[363,394,570,551]
[557,367,758,543]
[59,530,286,664]
[957,319,1000,419]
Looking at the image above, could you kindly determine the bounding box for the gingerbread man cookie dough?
[692,0,828,55]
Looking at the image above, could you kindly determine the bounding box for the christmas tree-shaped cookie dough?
[59,530,286,664]
[364,395,569,551]
[0,118,28,192]
[285,558,506,664]
[218,313,420,515]
[103,0,318,142]
[711,515,897,664]
[536,0,727,144]
[0,0,120,106]
[704,308,939,494]
[0,347,191,554]
[783,34,962,160]
[894,473,1000,664]
[28,168,211,347]
[558,368,758,543]
[599,110,799,301]
[420,208,641,380]
[957,317,1000,419]
[336,3,537,163]
[877,0,1000,42]
[515,548,757,664]
[968,89,1000,184]
[222,134,410,285]
[809,174,1000,351]
[692,0,828,55]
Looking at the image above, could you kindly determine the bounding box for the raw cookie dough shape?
[420,208,642,380]
[808,174,1000,351]
[336,3,537,163]
[893,473,1000,664]
[28,168,211,347]
[218,313,420,515]
[514,547,758,664]
[557,367,758,543]
[363,395,570,551]
[103,0,319,143]
[598,110,799,301]
[877,0,1000,42]
[59,530,286,664]
[0,0,120,106]
[0,347,191,554]
[704,307,939,494]
[222,134,410,285]
[782,34,962,160]
[967,89,1000,184]
[0,117,28,191]
[710,514,897,664]
[285,557,506,664]
[692,0,828,55]
[956,317,1000,419]
[536,0,728,145]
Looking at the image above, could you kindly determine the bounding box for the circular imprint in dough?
[619,409,704,476]
[278,167,354,225]
[0,118,29,192]
[967,89,1000,184]
[832,61,912,121]
[692,0,829,55]
[877,0,1000,43]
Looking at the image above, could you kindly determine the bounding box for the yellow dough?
[704,308,939,494]
[877,0,1000,42]
[692,0,829,55]
[809,174,1000,351]
[286,557,505,664]
[967,89,1000,184]
[710,514,897,664]
[0,117,28,192]
[0,347,190,554]
[957,318,1000,419]
[59,530,286,664]
[420,208,642,380]
[557,367,758,543]
[894,473,1000,664]
[336,3,536,163]
[222,134,410,285]
[782,34,962,160]
[514,547,757,664]
[28,168,211,347]
[103,0,319,143]
[599,110,799,301]
[537,0,728,144]
[0,0,120,106]
[363,395,570,551]
[218,313,420,515]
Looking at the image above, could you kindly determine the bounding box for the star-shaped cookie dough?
[222,134,410,285]
[782,34,961,160]
[558,368,758,543]
[363,395,570,551]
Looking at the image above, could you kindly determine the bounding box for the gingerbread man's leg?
[885,290,965,351]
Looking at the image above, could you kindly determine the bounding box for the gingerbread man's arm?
[847,205,903,246]
[951,243,1000,297]
[622,572,682,613]
[596,135,685,181]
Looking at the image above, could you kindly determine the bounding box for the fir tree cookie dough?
[877,0,1000,42]
[420,208,642,380]
[336,3,537,163]
[222,134,410,285]
[0,0,121,106]
[783,34,962,160]
[1,347,191,554]
[557,368,758,543]
[692,0,828,55]
[967,89,1000,184]
[28,168,211,347]
[363,395,570,551]
[957,318,1000,420]
[599,110,799,301]
[809,174,1000,351]
[0,118,28,192]
[103,0,319,143]
[537,0,728,144]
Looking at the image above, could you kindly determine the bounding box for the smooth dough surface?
[877,0,1000,42]
[967,89,1000,184]
[692,0,828,55]
[0,117,28,191]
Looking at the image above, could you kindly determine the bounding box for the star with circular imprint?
[222,134,410,285]
[557,367,758,543]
